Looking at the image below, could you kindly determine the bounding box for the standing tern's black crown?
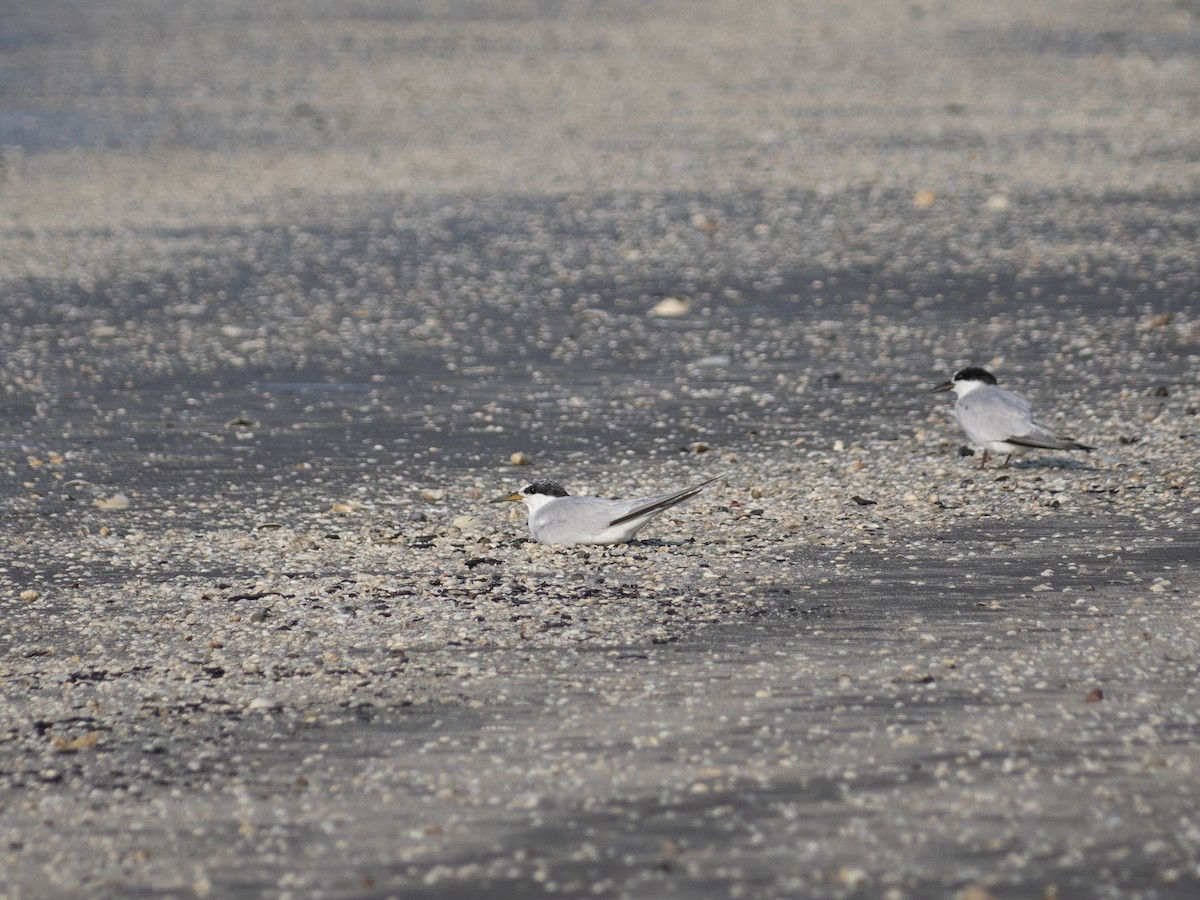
[953,366,999,385]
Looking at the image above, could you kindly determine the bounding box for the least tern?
[932,366,1093,468]
[493,476,717,546]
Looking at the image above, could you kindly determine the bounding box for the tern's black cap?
[523,480,570,498]
[953,366,998,385]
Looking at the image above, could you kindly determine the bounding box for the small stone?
[958,885,997,900]
[20,589,40,602]
[193,871,213,897]
[835,866,868,888]
[51,732,99,753]
[509,451,533,466]
[508,793,540,809]
[648,296,692,317]
[94,493,131,510]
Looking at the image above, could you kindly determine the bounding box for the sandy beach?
[2,1,1199,897]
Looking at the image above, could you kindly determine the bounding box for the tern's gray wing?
[957,386,1082,449]
[607,478,714,528]
[954,386,1033,442]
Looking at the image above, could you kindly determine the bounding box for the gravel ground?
[2,1,1200,898]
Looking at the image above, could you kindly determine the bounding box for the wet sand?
[2,2,1199,897]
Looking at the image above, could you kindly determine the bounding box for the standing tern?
[493,476,718,546]
[932,366,1093,468]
